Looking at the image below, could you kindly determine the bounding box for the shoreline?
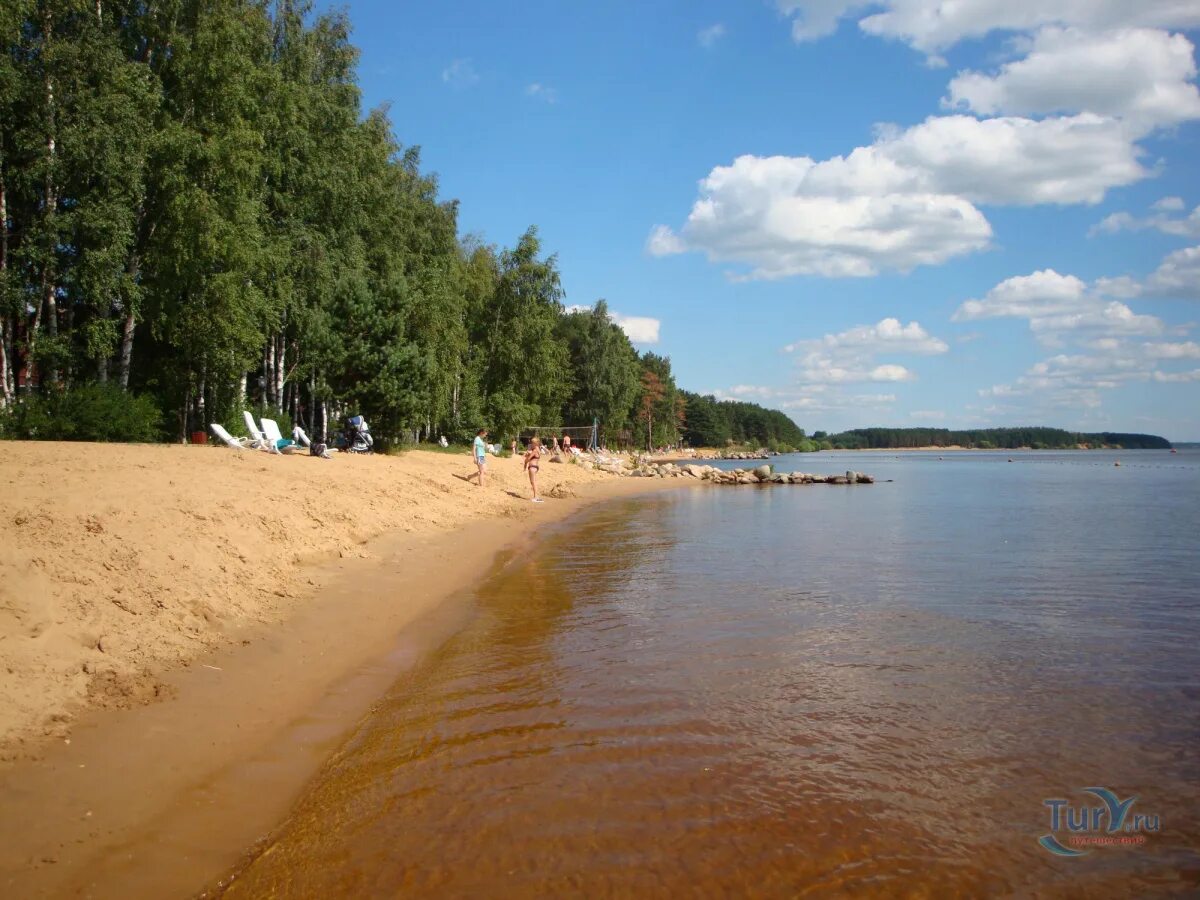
[0,442,685,898]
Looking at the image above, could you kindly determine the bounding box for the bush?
[1,384,164,442]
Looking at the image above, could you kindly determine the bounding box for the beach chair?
[292,425,311,448]
[210,423,250,449]
[261,418,301,454]
[242,411,280,454]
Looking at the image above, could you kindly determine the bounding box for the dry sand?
[0,441,683,898]
[0,441,621,761]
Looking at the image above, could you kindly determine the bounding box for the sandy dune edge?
[0,441,617,760]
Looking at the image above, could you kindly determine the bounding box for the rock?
[829,475,849,485]
[855,473,874,484]
[754,464,772,480]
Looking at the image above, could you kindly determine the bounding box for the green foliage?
[0,0,810,450]
[1,383,162,442]
[557,300,640,438]
[681,391,807,449]
[823,428,1171,450]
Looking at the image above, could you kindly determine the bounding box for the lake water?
[222,450,1200,897]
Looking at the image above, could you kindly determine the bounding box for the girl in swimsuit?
[523,437,543,503]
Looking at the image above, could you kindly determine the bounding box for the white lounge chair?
[242,411,280,454]
[261,417,302,454]
[292,425,311,447]
[210,423,250,449]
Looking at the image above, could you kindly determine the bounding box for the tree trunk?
[0,167,11,407]
[118,307,136,388]
[196,368,206,432]
[41,5,60,385]
[263,338,275,409]
[273,332,284,413]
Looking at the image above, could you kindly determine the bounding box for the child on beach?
[470,428,488,487]
[523,437,543,503]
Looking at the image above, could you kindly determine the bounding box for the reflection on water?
[223,451,1200,897]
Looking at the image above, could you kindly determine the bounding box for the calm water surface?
[224,450,1200,897]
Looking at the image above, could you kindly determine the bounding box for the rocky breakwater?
[719,449,776,461]
[612,461,875,485]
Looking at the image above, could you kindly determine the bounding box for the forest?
[820,428,1171,450]
[0,0,804,450]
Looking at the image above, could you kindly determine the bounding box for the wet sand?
[0,449,680,899]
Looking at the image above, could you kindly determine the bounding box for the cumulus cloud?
[611,313,660,344]
[1096,245,1200,300]
[1153,369,1200,382]
[646,224,687,257]
[441,58,479,88]
[982,338,1200,405]
[718,383,897,414]
[1144,341,1200,359]
[564,304,660,344]
[785,317,949,355]
[787,317,947,383]
[953,269,1166,343]
[698,23,726,48]
[650,111,1153,279]
[945,28,1200,133]
[777,0,1200,54]
[1092,200,1200,239]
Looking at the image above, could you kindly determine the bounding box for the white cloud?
[564,304,660,344]
[1096,245,1200,300]
[611,313,660,344]
[1092,201,1200,239]
[441,58,479,88]
[1153,369,1200,382]
[953,269,1166,342]
[945,28,1200,134]
[788,317,947,383]
[719,383,896,413]
[651,111,1151,279]
[777,1,1200,54]
[879,114,1147,205]
[980,337,1200,406]
[646,224,687,256]
[698,23,726,48]
[910,409,947,419]
[1144,341,1200,359]
[1153,197,1186,212]
[525,83,558,104]
[785,317,949,355]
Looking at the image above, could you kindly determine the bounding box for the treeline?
[821,428,1171,450]
[682,392,809,450]
[0,0,777,449]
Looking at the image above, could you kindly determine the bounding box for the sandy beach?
[0,441,676,897]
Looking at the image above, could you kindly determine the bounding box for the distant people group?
[467,430,586,503]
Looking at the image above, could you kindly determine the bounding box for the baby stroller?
[343,415,374,453]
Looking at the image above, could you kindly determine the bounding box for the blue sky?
[329,1,1200,439]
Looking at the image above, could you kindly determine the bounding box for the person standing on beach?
[523,437,543,503]
[470,428,488,487]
